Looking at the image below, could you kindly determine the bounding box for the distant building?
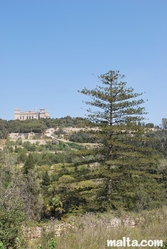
[14,108,49,120]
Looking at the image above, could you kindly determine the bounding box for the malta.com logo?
[107,237,163,247]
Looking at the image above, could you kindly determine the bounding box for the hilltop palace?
[14,108,49,120]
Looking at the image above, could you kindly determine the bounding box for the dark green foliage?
[22,153,35,174]
[7,119,46,133]
[0,207,25,249]
[69,130,97,143]
[0,155,26,248]
[162,118,167,129]
[42,171,50,186]
[22,141,36,152]
[5,139,15,146]
[0,119,8,139]
[17,150,27,163]
[0,117,86,138]
[144,130,167,157]
[42,116,85,128]
[99,169,164,211]
[37,230,57,249]
[145,122,154,128]
[65,142,83,150]
[79,70,146,125]
[159,241,167,249]
[21,169,43,220]
[76,70,164,212]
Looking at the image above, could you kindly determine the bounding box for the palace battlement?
[14,108,49,120]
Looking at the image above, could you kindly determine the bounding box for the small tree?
[162,118,167,129]
[0,154,26,248]
[42,171,50,186]
[21,169,43,220]
[22,153,34,174]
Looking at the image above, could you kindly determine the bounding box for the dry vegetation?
[27,207,167,249]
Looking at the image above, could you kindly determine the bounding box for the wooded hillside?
[0,70,167,248]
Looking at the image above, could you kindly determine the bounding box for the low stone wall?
[22,216,144,241]
[22,222,74,240]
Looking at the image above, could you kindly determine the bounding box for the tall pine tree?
[76,70,164,211]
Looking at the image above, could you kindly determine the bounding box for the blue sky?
[0,0,166,125]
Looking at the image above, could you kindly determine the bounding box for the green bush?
[37,229,57,249]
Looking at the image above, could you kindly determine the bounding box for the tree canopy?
[76,70,164,211]
[80,70,146,125]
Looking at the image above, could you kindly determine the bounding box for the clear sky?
[0,0,166,126]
